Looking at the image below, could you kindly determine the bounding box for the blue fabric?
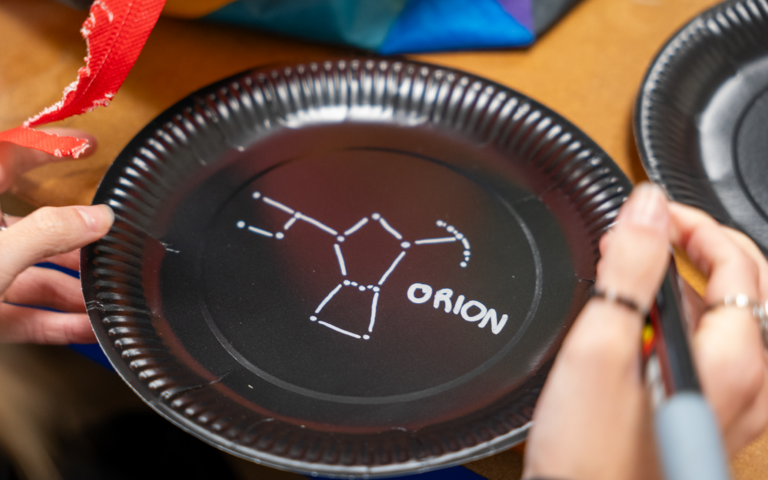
[70,343,114,370]
[33,262,114,370]
[36,261,78,278]
[205,0,407,51]
[304,465,485,479]
[204,0,534,53]
[379,0,534,54]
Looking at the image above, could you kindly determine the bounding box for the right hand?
[524,184,768,480]
[669,202,768,455]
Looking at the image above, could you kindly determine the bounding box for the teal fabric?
[204,0,537,53]
[205,0,407,51]
[379,0,534,54]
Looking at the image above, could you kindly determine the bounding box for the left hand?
[0,129,114,344]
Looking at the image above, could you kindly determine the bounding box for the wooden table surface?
[2,0,767,478]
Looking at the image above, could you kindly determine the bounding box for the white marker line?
[378,217,402,240]
[462,238,471,250]
[315,284,342,313]
[368,292,380,332]
[414,237,457,245]
[247,226,274,237]
[334,244,347,276]
[318,321,361,339]
[296,213,338,236]
[378,251,406,285]
[344,217,368,236]
[262,196,295,214]
[283,216,298,230]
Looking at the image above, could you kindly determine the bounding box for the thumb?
[523,183,671,480]
[596,182,671,312]
[0,205,113,294]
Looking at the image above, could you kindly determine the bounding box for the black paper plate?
[82,58,630,477]
[636,0,768,254]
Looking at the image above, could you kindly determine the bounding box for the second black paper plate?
[636,0,768,254]
[82,58,629,477]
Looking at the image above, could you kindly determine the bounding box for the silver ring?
[705,294,768,349]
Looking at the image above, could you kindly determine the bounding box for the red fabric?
[0,126,91,158]
[0,0,165,158]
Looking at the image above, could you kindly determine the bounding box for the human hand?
[522,183,768,480]
[0,128,113,344]
[668,202,768,455]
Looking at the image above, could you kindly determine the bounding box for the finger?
[722,369,768,454]
[42,250,81,272]
[524,184,670,480]
[4,267,85,313]
[0,303,94,344]
[721,226,768,301]
[670,203,768,301]
[669,203,762,304]
[669,203,766,448]
[595,183,670,311]
[3,215,87,272]
[570,182,670,378]
[695,307,765,445]
[0,205,113,294]
[598,228,614,256]
[0,129,96,192]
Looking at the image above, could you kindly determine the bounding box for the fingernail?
[625,183,667,228]
[75,205,114,232]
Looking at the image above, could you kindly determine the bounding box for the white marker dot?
[464,250,471,256]
[460,261,467,268]
[367,285,373,289]
[436,220,445,227]
[401,241,411,249]
[372,213,381,220]
[358,286,366,291]
[447,226,455,233]
[337,236,345,242]
[373,286,380,292]
[351,282,358,286]
[343,280,351,286]
[363,335,370,340]
[310,316,317,321]
[236,221,245,229]
[275,232,284,239]
[455,233,464,239]
[248,385,253,389]
[252,191,261,199]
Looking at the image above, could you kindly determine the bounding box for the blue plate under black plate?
[81,58,629,477]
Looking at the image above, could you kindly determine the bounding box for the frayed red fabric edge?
[0,0,165,158]
[0,127,90,159]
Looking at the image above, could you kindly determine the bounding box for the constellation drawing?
[236,191,471,340]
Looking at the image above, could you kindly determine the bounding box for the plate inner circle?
[198,149,542,400]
